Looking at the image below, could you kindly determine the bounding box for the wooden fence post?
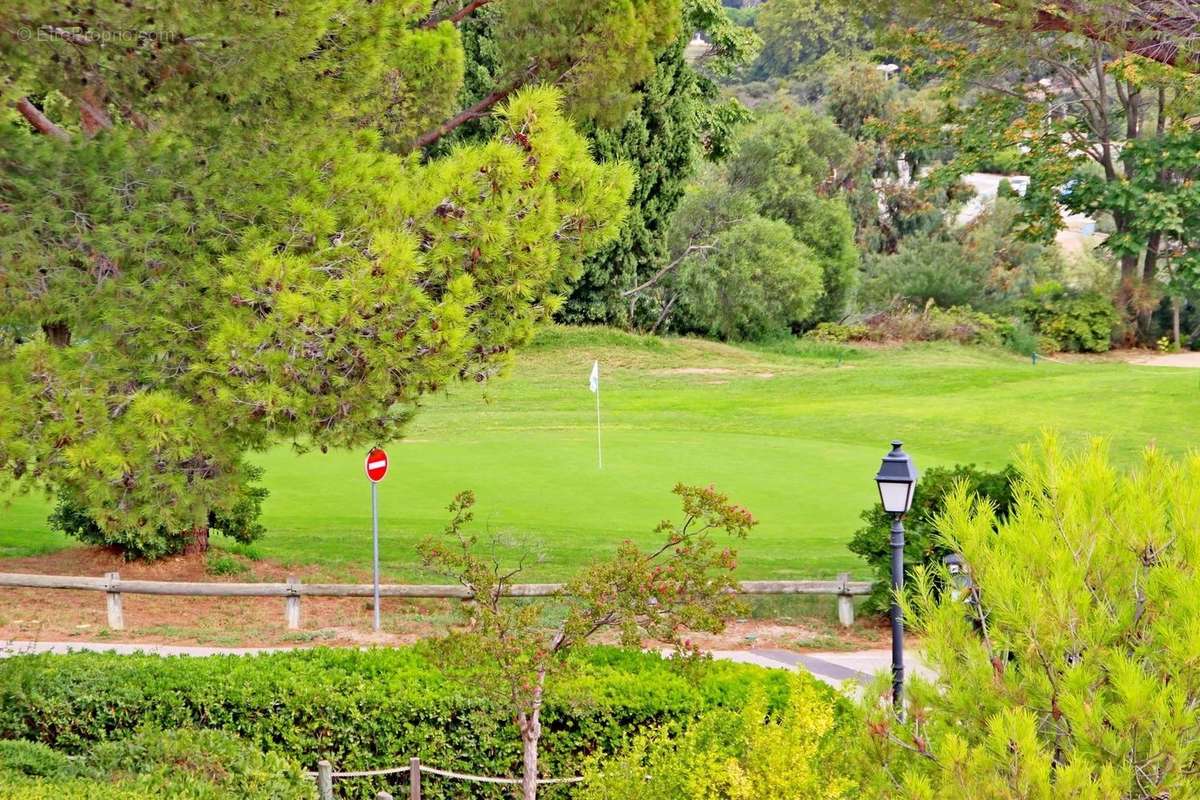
[317,759,333,800]
[105,572,124,630]
[409,757,421,800]
[836,572,854,628]
[286,576,301,630]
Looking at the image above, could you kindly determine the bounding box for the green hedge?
[0,645,812,799]
[0,729,311,799]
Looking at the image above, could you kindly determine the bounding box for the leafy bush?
[848,463,1018,614]
[825,61,892,139]
[861,199,1061,313]
[1020,282,1119,352]
[0,740,71,778]
[579,674,854,799]
[0,729,311,799]
[860,305,1014,348]
[853,438,1200,798]
[0,645,808,800]
[861,235,992,310]
[804,322,870,343]
[675,216,822,341]
[661,108,860,334]
[204,551,250,577]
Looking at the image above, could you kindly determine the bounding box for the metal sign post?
[371,480,380,632]
[364,448,389,632]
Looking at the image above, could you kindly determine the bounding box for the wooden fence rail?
[0,571,871,631]
[311,756,584,800]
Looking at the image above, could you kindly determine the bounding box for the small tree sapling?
[418,483,756,800]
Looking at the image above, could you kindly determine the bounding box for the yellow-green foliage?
[580,674,855,799]
[0,729,311,799]
[854,436,1200,799]
[0,0,637,554]
[493,0,682,127]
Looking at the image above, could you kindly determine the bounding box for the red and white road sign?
[364,448,389,482]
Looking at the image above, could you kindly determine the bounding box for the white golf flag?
[589,360,602,469]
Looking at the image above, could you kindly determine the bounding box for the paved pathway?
[1,640,918,690]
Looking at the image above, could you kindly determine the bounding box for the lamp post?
[875,440,918,717]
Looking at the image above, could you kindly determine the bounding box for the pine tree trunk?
[41,321,71,347]
[182,527,209,556]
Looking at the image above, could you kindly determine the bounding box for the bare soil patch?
[1129,351,1200,368]
[657,367,736,375]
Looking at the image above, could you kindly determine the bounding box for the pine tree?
[424,0,759,327]
[0,2,635,554]
[854,436,1200,799]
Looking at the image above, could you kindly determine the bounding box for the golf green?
[2,327,1195,580]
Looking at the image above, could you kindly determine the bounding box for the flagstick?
[595,378,603,470]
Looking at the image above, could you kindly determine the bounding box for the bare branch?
[39,25,92,46]
[14,97,69,141]
[621,244,715,299]
[421,0,497,29]
[975,2,1196,70]
[410,73,526,151]
[77,89,112,136]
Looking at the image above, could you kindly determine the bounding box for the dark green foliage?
[748,0,867,82]
[490,0,682,128]
[673,216,821,340]
[0,729,311,799]
[428,2,757,328]
[564,41,704,325]
[1020,282,1120,353]
[723,110,859,324]
[860,199,1062,313]
[0,740,71,778]
[861,235,992,310]
[0,645,804,800]
[561,2,758,326]
[47,466,267,559]
[657,108,860,337]
[848,463,1018,614]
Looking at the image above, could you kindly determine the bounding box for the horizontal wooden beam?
[0,573,870,598]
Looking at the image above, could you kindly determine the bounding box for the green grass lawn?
[2,327,1196,580]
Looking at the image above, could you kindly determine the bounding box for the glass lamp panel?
[878,480,913,514]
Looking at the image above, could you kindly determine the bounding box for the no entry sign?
[364,448,389,482]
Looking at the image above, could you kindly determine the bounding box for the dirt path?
[0,547,887,651]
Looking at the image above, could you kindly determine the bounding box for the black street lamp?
[875,440,918,717]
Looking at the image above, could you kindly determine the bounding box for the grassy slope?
[2,327,1195,580]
